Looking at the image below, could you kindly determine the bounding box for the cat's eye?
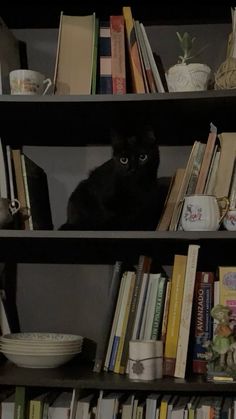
[120,157,129,165]
[139,154,148,162]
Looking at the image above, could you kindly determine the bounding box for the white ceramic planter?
[166,63,211,92]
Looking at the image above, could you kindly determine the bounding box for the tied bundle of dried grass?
[215,57,236,90]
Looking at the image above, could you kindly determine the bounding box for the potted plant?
[165,32,212,92]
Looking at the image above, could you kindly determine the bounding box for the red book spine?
[110,15,126,94]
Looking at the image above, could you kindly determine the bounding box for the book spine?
[161,281,171,343]
[14,386,26,419]
[114,271,135,373]
[119,255,152,374]
[151,277,167,340]
[109,271,132,371]
[93,261,123,373]
[110,15,126,94]
[192,272,214,374]
[174,244,200,378]
[122,6,145,93]
[99,26,112,94]
[104,271,126,371]
[163,254,187,376]
[195,130,217,194]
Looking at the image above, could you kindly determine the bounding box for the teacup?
[181,194,229,231]
[9,69,52,95]
[223,209,236,231]
[0,198,20,228]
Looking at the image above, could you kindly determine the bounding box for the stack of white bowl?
[0,332,83,368]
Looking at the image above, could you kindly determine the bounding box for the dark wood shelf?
[0,360,235,392]
[1,90,236,146]
[0,229,235,266]
[1,2,233,29]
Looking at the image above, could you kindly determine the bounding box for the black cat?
[60,126,169,231]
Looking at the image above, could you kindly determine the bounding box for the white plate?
[2,351,78,368]
[0,346,82,355]
[2,333,83,343]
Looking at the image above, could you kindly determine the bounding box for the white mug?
[181,194,229,231]
[223,209,236,231]
[9,69,52,95]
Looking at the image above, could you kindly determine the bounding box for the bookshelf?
[1,0,236,399]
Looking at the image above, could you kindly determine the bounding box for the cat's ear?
[110,128,121,150]
[144,126,158,145]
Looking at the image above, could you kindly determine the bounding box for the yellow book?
[163,254,187,376]
[122,6,145,93]
[114,271,136,373]
[159,395,172,419]
[219,266,236,315]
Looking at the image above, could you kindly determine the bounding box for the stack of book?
[53,6,167,95]
[157,125,236,231]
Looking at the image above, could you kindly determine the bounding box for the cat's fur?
[60,126,169,231]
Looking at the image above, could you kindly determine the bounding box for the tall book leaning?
[174,244,200,379]
[21,154,53,230]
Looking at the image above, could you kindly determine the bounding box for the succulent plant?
[176,32,196,64]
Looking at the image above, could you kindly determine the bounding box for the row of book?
[94,246,236,379]
[0,141,53,230]
[157,125,236,231]
[0,386,235,419]
[54,6,167,95]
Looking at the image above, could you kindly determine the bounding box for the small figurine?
[205,304,236,377]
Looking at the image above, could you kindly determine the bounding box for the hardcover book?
[192,271,214,374]
[22,154,53,230]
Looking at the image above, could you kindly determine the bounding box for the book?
[161,280,171,342]
[99,25,112,94]
[11,148,30,229]
[121,394,135,419]
[192,272,214,374]
[21,154,53,230]
[134,20,156,92]
[103,268,127,372]
[113,270,136,373]
[29,391,51,419]
[151,276,167,340]
[120,254,152,374]
[213,132,236,198]
[143,272,161,339]
[93,261,123,373]
[134,20,150,92]
[0,138,8,199]
[139,22,165,93]
[54,13,96,94]
[99,392,123,419]
[1,393,15,419]
[91,17,99,94]
[174,244,200,378]
[164,254,187,376]
[109,270,135,371]
[219,266,236,319]
[14,386,27,419]
[169,141,200,231]
[157,168,185,231]
[110,15,126,94]
[194,124,218,194]
[48,391,73,419]
[159,395,172,419]
[75,393,95,419]
[146,394,161,419]
[122,6,145,93]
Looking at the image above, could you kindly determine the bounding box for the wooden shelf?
[0,360,235,392]
[1,90,236,146]
[0,230,235,266]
